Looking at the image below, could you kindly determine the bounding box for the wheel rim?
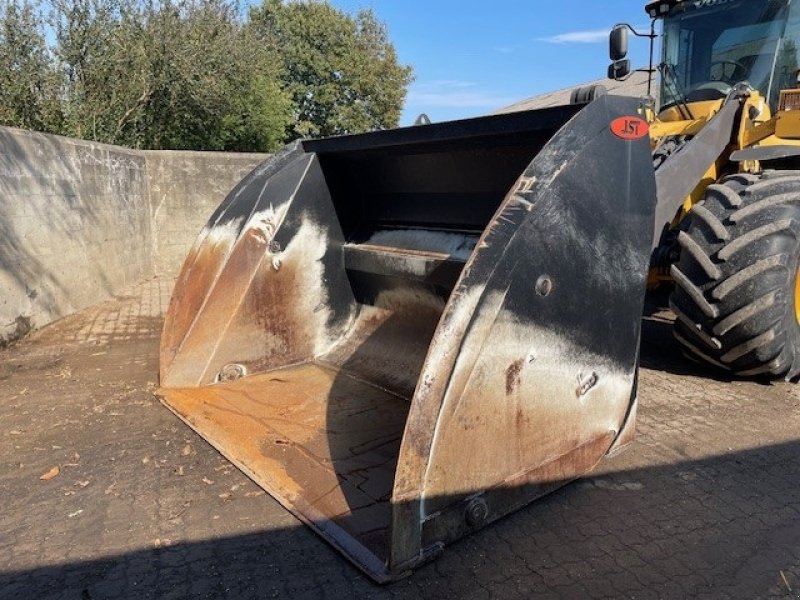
[796,268,800,325]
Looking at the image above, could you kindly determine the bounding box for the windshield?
[661,0,800,110]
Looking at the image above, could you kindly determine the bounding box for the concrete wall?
[143,151,268,278]
[0,125,269,345]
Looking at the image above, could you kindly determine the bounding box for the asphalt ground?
[1,279,798,599]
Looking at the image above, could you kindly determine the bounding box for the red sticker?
[610,116,650,140]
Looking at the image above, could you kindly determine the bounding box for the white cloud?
[405,80,515,109]
[539,29,610,44]
[426,80,478,89]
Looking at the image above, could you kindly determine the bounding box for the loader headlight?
[645,0,680,18]
[780,90,800,112]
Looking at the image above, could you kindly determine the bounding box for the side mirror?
[608,59,632,81]
[610,24,629,61]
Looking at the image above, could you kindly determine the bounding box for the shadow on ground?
[2,440,799,600]
[638,289,754,385]
[1,283,798,600]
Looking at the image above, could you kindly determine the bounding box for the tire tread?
[669,171,800,379]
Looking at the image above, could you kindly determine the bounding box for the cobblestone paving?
[0,279,798,599]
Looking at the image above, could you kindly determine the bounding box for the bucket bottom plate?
[158,362,411,579]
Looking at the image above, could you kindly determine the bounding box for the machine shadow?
[2,440,799,599]
[322,301,439,571]
[314,274,788,581]
[316,272,779,573]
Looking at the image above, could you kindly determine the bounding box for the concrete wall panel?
[143,150,268,277]
[0,125,269,345]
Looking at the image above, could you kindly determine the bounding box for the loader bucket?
[158,95,656,582]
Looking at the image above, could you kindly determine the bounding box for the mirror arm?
[621,22,657,40]
[647,20,656,97]
[621,21,659,99]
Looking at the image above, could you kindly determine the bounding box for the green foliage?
[0,0,62,132]
[249,0,413,139]
[0,0,411,150]
[52,0,293,150]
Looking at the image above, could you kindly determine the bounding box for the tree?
[52,0,129,142]
[248,0,413,140]
[128,0,292,151]
[0,0,62,132]
[0,0,412,150]
[52,0,292,150]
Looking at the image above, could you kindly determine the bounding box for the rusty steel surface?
[160,148,356,390]
[159,362,408,580]
[159,95,657,581]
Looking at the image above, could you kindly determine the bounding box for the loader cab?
[612,0,800,120]
[657,0,800,115]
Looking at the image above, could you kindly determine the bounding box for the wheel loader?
[609,0,800,380]
[156,0,797,583]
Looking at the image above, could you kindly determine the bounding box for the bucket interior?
[307,107,582,394]
[162,106,582,575]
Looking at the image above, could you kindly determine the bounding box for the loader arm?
[651,92,743,248]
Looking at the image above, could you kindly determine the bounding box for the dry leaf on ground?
[40,466,60,480]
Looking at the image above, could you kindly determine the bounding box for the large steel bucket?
[158,95,656,581]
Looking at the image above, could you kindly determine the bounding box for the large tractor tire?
[669,170,800,381]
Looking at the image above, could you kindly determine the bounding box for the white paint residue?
[242,154,312,244]
[199,216,245,248]
[421,307,636,501]
[363,229,479,261]
[417,286,490,396]
[284,220,354,358]
[255,216,343,359]
[414,284,490,519]
[379,252,430,278]
[248,206,281,244]
[374,287,446,315]
[196,218,337,382]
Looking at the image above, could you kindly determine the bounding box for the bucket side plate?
[391,95,657,572]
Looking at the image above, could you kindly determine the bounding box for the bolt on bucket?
[158,95,656,582]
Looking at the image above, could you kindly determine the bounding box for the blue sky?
[328,0,654,125]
